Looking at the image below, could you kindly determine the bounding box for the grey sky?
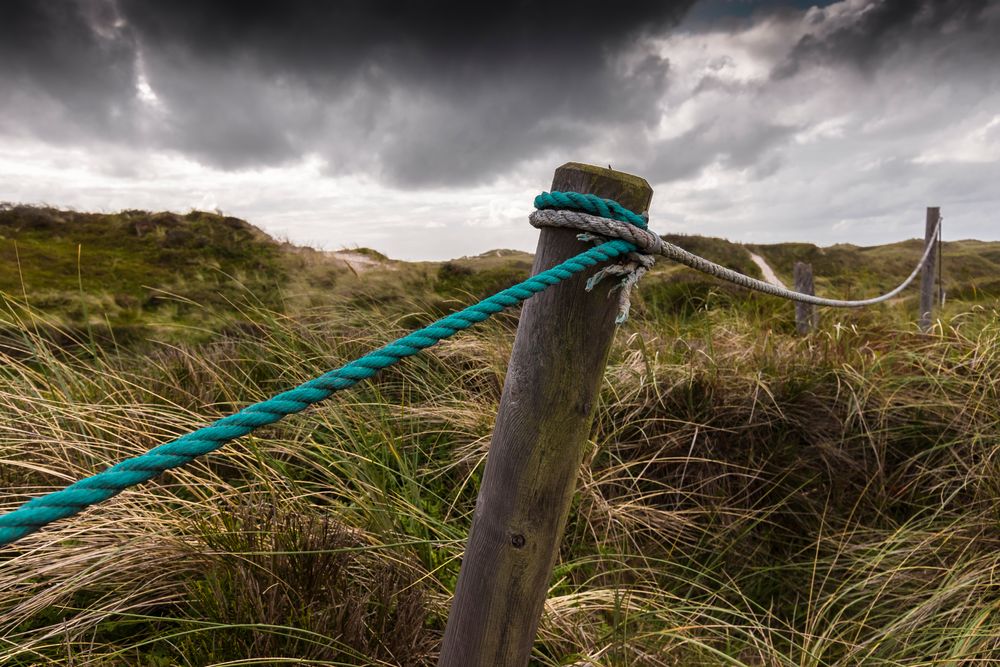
[1,0,997,259]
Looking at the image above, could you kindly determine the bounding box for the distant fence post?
[793,261,817,334]
[919,207,940,331]
[437,163,653,667]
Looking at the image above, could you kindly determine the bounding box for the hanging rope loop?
[530,194,943,310]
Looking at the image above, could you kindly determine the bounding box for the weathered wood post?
[918,207,940,332]
[438,163,653,667]
[793,261,817,334]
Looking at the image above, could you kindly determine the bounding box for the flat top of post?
[552,162,653,216]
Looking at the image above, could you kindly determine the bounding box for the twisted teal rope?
[0,193,643,546]
[535,191,648,229]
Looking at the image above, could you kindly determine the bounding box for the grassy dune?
[1,207,999,665]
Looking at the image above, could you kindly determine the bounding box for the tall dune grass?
[1,292,998,665]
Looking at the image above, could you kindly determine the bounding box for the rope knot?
[530,192,661,323]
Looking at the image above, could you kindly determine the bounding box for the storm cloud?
[626,0,1000,185]
[1,0,695,186]
[774,0,999,78]
[0,1,139,142]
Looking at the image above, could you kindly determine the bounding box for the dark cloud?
[774,0,998,78]
[120,0,696,185]
[683,0,839,25]
[118,1,687,79]
[0,0,138,141]
[0,0,696,186]
[635,0,1000,189]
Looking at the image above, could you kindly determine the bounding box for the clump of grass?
[180,497,431,664]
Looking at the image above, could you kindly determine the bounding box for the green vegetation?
[1,205,999,665]
[748,238,1000,302]
[0,205,285,313]
[0,204,291,353]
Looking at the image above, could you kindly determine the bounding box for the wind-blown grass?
[1,275,999,665]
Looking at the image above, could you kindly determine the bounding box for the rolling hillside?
[1,204,997,349]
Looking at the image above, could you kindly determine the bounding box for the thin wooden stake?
[793,261,817,334]
[437,163,653,667]
[919,207,940,332]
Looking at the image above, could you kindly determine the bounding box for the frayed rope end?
[583,256,653,324]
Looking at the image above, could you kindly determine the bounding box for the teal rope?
[535,191,648,229]
[0,193,643,546]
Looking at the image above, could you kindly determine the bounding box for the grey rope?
[529,209,942,309]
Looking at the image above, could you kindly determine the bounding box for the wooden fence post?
[437,163,653,667]
[793,261,817,334]
[919,207,940,332]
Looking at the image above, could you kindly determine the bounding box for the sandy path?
[748,252,786,288]
[327,250,385,273]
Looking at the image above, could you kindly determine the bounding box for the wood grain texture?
[437,163,653,667]
[919,207,940,332]
[793,261,817,334]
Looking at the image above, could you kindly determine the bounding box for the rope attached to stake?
[530,205,942,308]
[0,192,944,546]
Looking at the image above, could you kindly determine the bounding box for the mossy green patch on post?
[553,162,653,214]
